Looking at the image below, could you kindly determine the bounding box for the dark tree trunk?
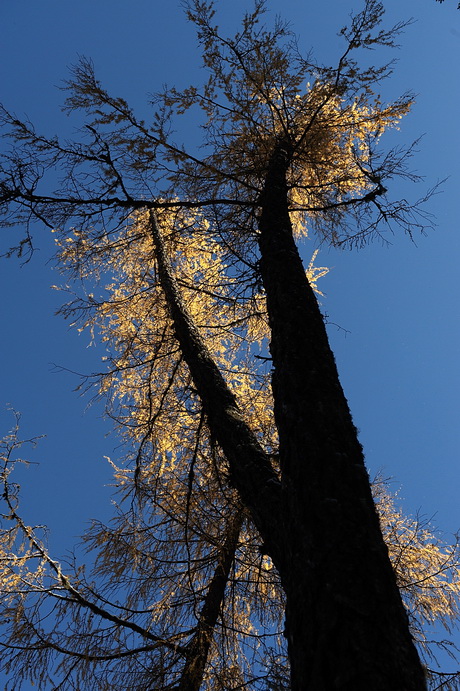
[257,143,427,690]
[178,508,244,691]
[149,172,427,689]
[149,211,284,566]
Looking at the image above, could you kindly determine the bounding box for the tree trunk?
[178,508,244,691]
[148,211,284,567]
[149,169,428,689]
[257,142,427,690]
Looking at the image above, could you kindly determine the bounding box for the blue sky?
[0,0,459,683]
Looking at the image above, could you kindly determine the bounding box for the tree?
[0,1,458,689]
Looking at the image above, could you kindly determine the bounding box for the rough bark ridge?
[148,155,427,687]
[257,142,427,690]
[148,211,284,568]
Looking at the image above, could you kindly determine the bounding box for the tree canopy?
[0,1,459,689]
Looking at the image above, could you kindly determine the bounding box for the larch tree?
[0,1,459,690]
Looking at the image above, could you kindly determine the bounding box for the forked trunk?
[149,153,427,687]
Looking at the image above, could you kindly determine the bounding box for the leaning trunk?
[178,507,245,691]
[257,143,427,690]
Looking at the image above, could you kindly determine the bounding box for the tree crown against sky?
[0,0,433,253]
[0,1,459,689]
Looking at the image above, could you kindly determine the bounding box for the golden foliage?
[0,0,452,688]
[375,479,460,645]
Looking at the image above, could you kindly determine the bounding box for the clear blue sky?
[0,0,459,682]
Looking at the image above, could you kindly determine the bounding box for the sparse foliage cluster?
[0,1,458,689]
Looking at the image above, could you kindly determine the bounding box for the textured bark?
[257,142,427,690]
[149,161,428,688]
[149,211,284,569]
